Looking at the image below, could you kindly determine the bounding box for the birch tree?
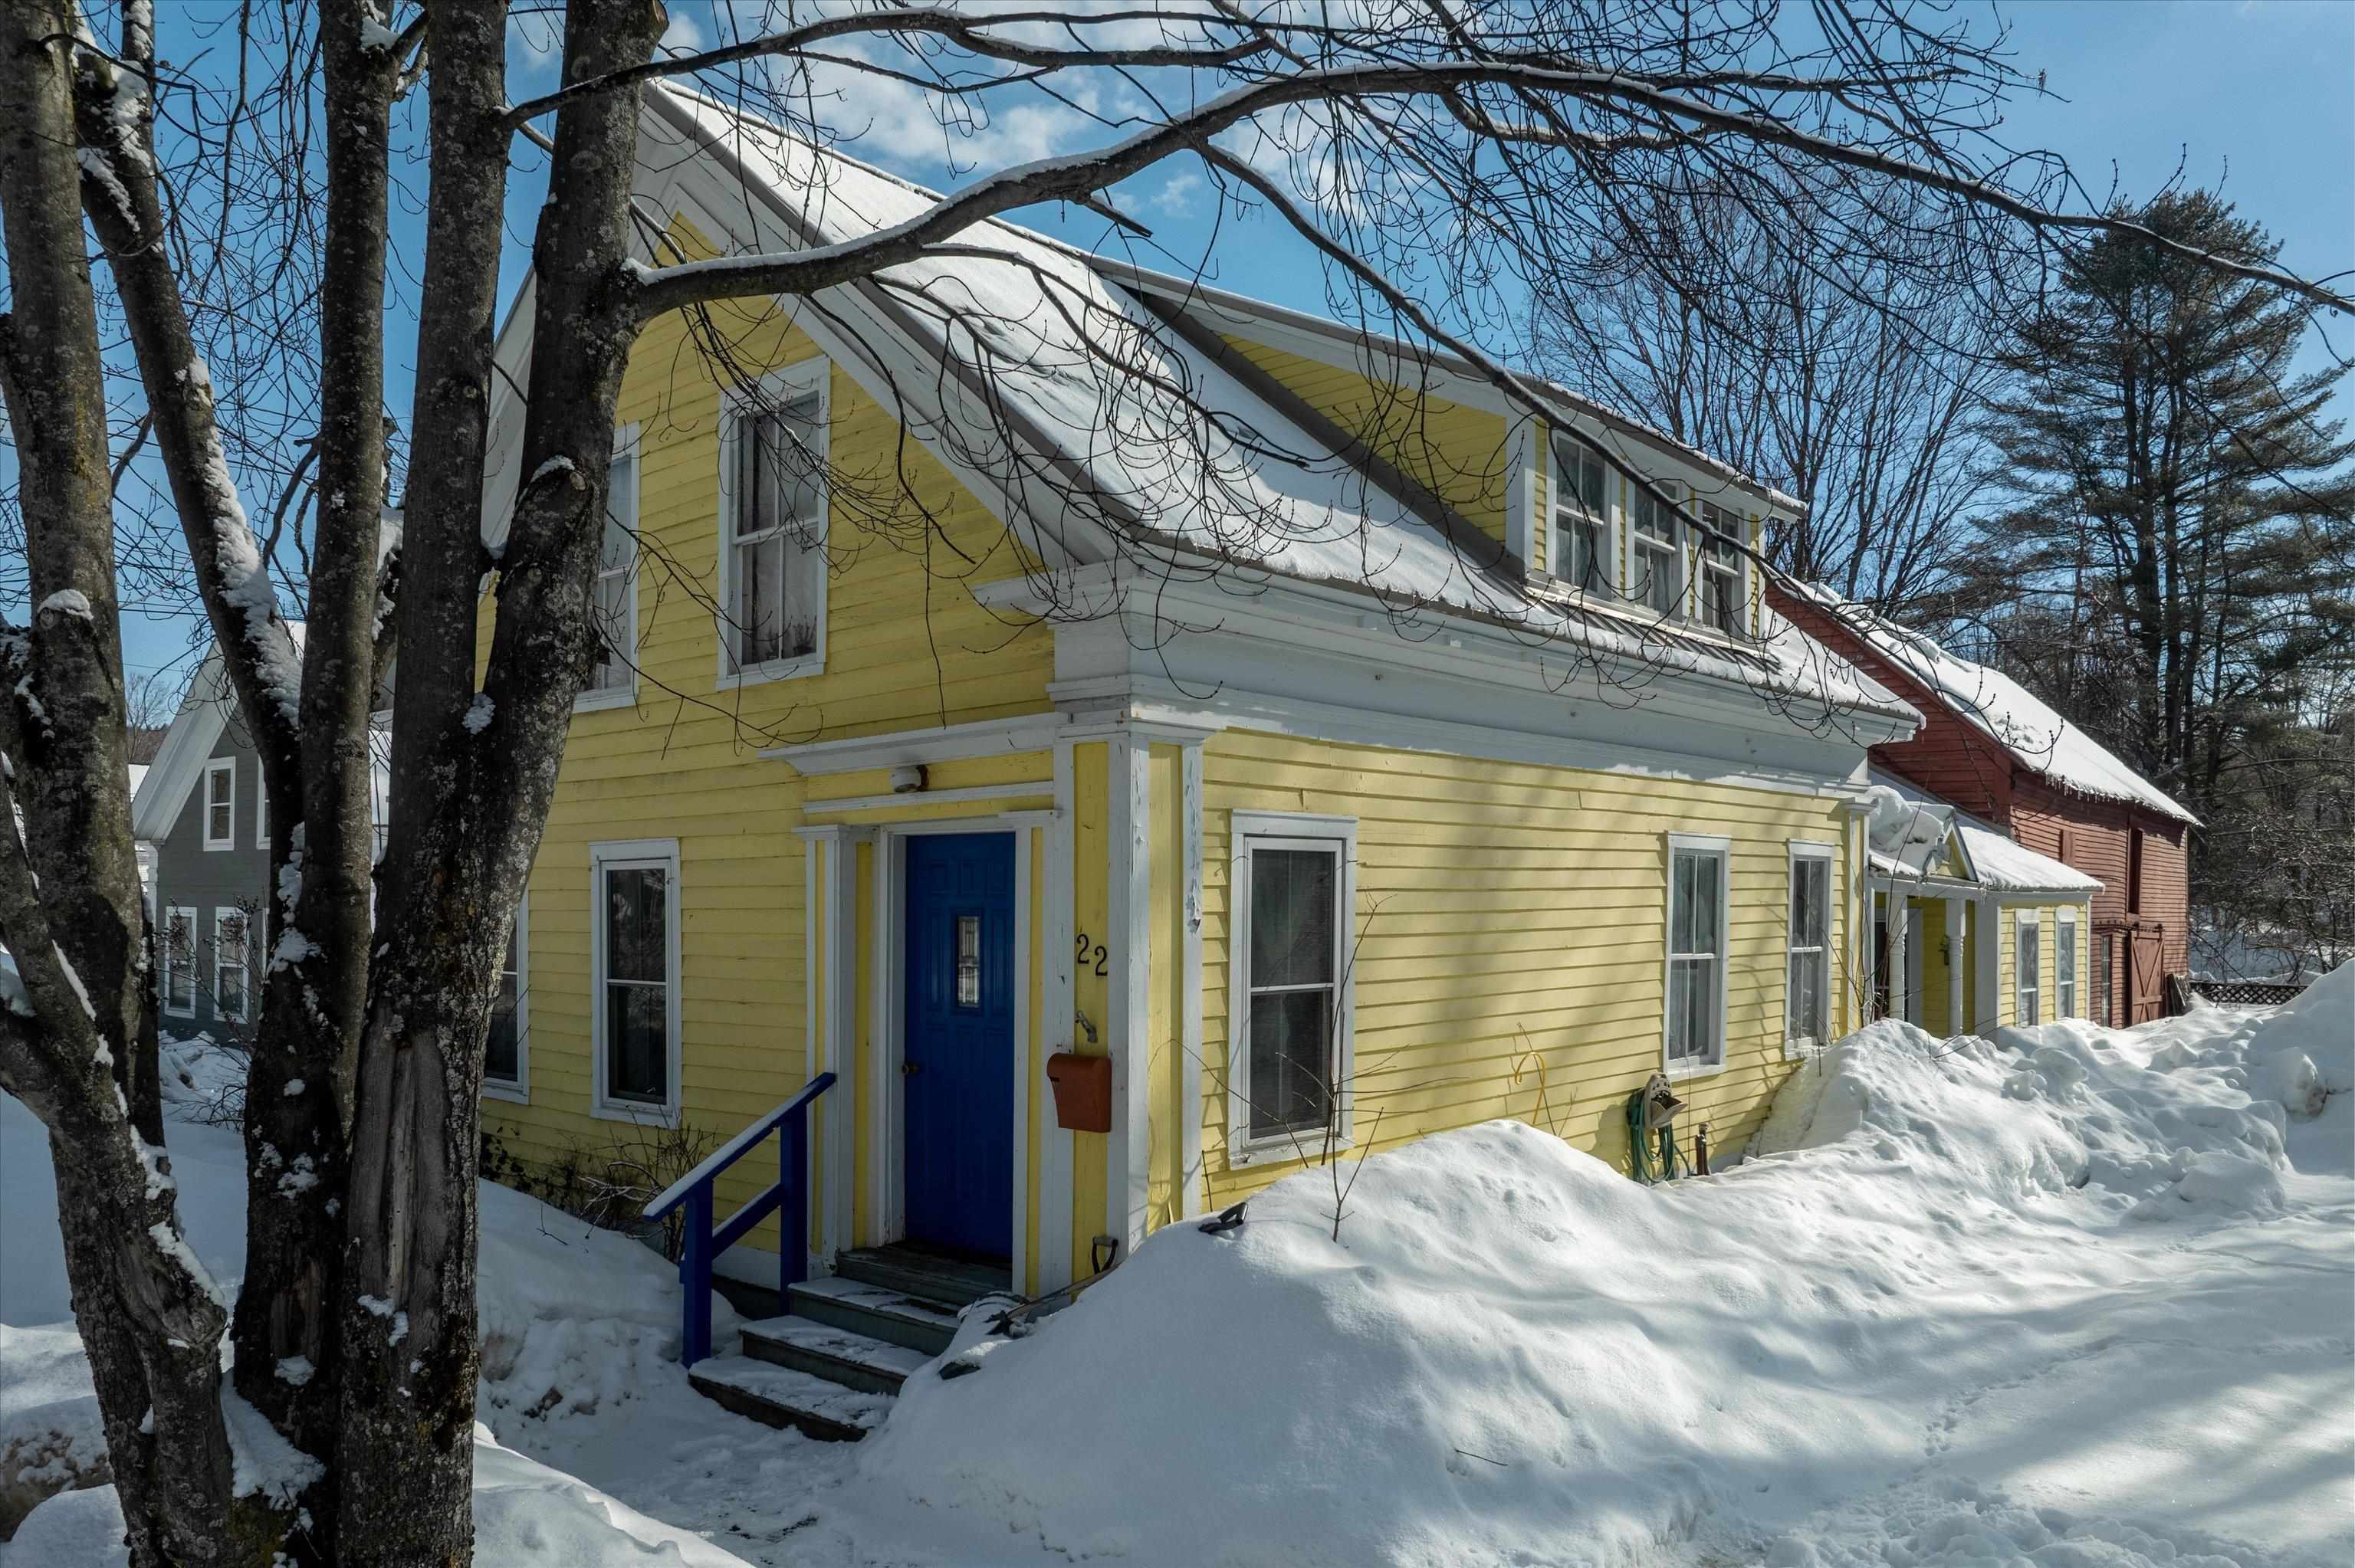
[2,4,2348,1565]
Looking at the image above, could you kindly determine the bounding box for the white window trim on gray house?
[163,906,198,1018]
[202,758,235,851]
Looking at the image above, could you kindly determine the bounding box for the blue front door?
[902,833,1016,1260]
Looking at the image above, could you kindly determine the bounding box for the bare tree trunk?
[0,6,241,1560]
[333,1,659,1560]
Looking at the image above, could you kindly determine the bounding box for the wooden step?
[740,1314,933,1398]
[685,1355,892,1443]
[833,1244,1013,1310]
[787,1275,964,1357]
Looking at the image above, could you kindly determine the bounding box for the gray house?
[131,635,392,1042]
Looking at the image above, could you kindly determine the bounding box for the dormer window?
[1551,434,1612,595]
[1696,500,1744,635]
[1631,487,1683,617]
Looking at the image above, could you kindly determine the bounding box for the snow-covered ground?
[4,981,2349,1566]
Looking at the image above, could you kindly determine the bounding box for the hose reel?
[1626,1073,1687,1183]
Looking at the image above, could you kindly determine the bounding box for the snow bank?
[861,1003,2350,1567]
[475,1183,740,1420]
[1,1431,757,1568]
[0,1327,109,1537]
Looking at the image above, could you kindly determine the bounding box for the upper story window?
[1696,500,1745,636]
[484,897,528,1101]
[578,434,641,712]
[1550,434,1612,595]
[203,758,235,851]
[1631,487,1683,618]
[718,359,829,685]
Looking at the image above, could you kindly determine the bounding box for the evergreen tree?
[1971,191,2355,831]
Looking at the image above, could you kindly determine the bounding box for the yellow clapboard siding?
[480,228,1055,1213]
[1219,335,1516,549]
[1197,725,1855,1212]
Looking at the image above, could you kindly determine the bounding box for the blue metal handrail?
[644,1071,836,1367]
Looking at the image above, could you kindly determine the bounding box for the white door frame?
[865,814,1040,1288]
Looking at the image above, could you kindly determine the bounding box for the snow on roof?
[1871,769,2100,895]
[1801,587,2197,825]
[644,87,1912,728]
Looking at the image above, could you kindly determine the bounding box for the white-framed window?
[2056,909,2077,1019]
[1696,499,1746,636]
[202,758,235,850]
[1631,486,1684,618]
[1227,811,1357,1165]
[213,907,251,1024]
[255,774,269,850]
[2015,913,2041,1025]
[591,839,679,1123]
[716,359,828,686]
[577,427,642,712]
[162,907,197,1017]
[1786,843,1834,1056]
[1664,833,1729,1074]
[1550,432,1613,595]
[484,894,529,1102]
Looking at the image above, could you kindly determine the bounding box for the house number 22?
[1073,933,1109,976]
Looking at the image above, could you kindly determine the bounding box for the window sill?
[482,1080,530,1106]
[718,653,823,689]
[1665,1056,1726,1082]
[1782,1035,1820,1063]
[573,684,639,716]
[592,1097,678,1130]
[1224,1130,1354,1170]
[202,841,235,853]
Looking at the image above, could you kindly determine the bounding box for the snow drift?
[862,979,2352,1568]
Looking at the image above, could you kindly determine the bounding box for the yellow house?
[471,87,1925,1431]
[1859,773,2098,1037]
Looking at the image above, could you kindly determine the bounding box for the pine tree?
[1972,191,2355,828]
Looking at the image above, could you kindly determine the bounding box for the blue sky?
[78,0,2355,690]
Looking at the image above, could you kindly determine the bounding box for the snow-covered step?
[740,1314,933,1398]
[787,1275,964,1357]
[685,1354,893,1443]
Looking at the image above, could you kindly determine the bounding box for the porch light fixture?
[888,764,926,794]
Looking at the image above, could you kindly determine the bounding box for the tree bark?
[0,7,242,1561]
[333,0,660,1560]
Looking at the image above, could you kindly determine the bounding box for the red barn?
[1773,586,2199,1024]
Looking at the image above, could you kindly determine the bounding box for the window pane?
[1788,949,1821,1042]
[1668,957,1717,1059]
[955,914,981,1009]
[602,461,636,567]
[778,399,826,526]
[1672,851,1719,956]
[486,923,521,1082]
[1250,847,1336,986]
[590,569,631,688]
[604,867,667,983]
[737,533,787,665]
[606,982,667,1102]
[737,416,772,540]
[485,973,520,1083]
[166,914,195,1009]
[1247,988,1333,1138]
